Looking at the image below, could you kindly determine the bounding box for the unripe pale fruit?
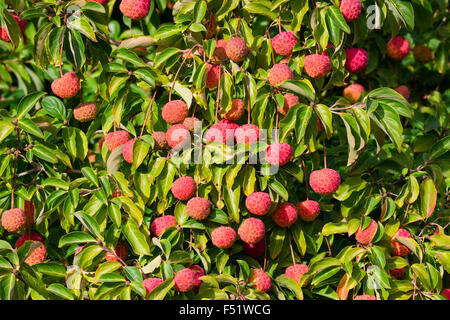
[389,268,405,279]
[182,117,201,132]
[267,64,294,87]
[119,0,152,20]
[248,269,271,293]
[122,139,135,164]
[355,218,378,245]
[162,100,189,124]
[271,32,297,56]
[152,131,168,149]
[73,102,98,122]
[15,232,46,266]
[394,85,410,100]
[0,13,27,42]
[413,45,433,63]
[51,72,81,99]
[1,208,26,232]
[189,265,204,292]
[309,168,341,195]
[174,268,196,292]
[272,203,298,227]
[211,226,236,249]
[243,238,265,258]
[171,176,196,200]
[186,197,211,220]
[166,124,190,149]
[225,37,249,62]
[387,36,410,61]
[238,218,265,244]
[245,192,271,216]
[297,200,320,222]
[340,0,362,22]
[278,93,299,116]
[223,98,245,121]
[265,142,293,166]
[24,201,35,228]
[105,130,130,151]
[105,242,129,261]
[234,124,260,145]
[344,48,369,74]
[391,228,412,257]
[143,277,163,295]
[285,264,309,283]
[205,64,221,89]
[151,215,177,237]
[343,84,365,103]
[353,294,377,300]
[303,54,332,79]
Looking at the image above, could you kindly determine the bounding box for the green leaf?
[279,80,315,102]
[122,218,151,255]
[16,92,46,120]
[58,231,97,247]
[269,227,286,259]
[146,278,175,300]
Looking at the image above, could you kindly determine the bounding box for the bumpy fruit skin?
[344,48,369,74]
[278,93,299,116]
[24,201,35,227]
[272,203,298,227]
[309,168,341,195]
[73,102,98,122]
[271,32,297,56]
[105,242,129,262]
[238,218,265,244]
[285,264,309,283]
[205,64,221,89]
[248,269,271,293]
[265,142,293,166]
[51,73,81,99]
[171,176,196,200]
[391,228,412,257]
[441,289,450,300]
[122,139,135,164]
[225,37,249,62]
[389,268,405,279]
[303,54,332,79]
[245,192,271,216]
[211,226,236,249]
[162,100,189,124]
[151,215,177,237]
[243,238,265,258]
[189,265,204,292]
[166,124,190,149]
[387,36,410,61]
[353,294,377,300]
[186,197,211,220]
[267,64,294,87]
[1,209,26,233]
[355,218,378,245]
[223,98,245,121]
[235,124,260,145]
[205,124,229,144]
[340,0,362,22]
[0,13,27,42]
[105,130,130,151]
[143,277,163,295]
[343,84,365,103]
[183,117,201,132]
[174,268,196,292]
[394,85,410,100]
[15,232,46,266]
[297,200,320,222]
[152,131,168,149]
[119,0,151,20]
[413,45,433,63]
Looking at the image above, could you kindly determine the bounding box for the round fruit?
[73,102,98,122]
[248,269,271,293]
[1,208,26,233]
[51,72,81,99]
[387,36,410,61]
[119,0,152,20]
[223,98,245,121]
[353,294,377,300]
[285,264,309,283]
[278,93,299,116]
[267,64,294,87]
[265,142,293,166]
[151,215,178,237]
[122,139,135,164]
[271,32,297,56]
[205,64,221,89]
[344,48,369,74]
[391,228,412,257]
[171,176,196,200]
[152,131,168,149]
[15,232,46,266]
[309,168,341,195]
[355,218,378,245]
[211,226,236,249]
[143,277,163,295]
[243,238,265,258]
[162,100,189,125]
[166,124,190,149]
[105,242,129,262]
[272,203,298,227]
[238,218,265,244]
[340,0,362,22]
[225,37,249,62]
[234,124,260,145]
[297,200,320,222]
[245,192,271,216]
[303,54,332,79]
[186,197,211,221]
[105,131,130,151]
[343,84,365,103]
[174,268,196,292]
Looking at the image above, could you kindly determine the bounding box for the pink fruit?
[162,100,189,125]
[267,64,294,87]
[211,226,236,249]
[225,37,249,62]
[297,200,320,222]
[234,124,260,145]
[105,131,130,151]
[186,197,211,221]
[343,84,365,103]
[272,203,298,227]
[309,168,341,195]
[151,215,177,237]
[0,13,27,42]
[238,218,265,244]
[119,0,152,20]
[245,192,271,216]
[174,268,196,292]
[171,176,196,200]
[51,72,81,99]
[243,238,265,258]
[143,277,163,295]
[278,93,299,116]
[391,228,412,257]
[122,139,135,164]
[205,64,221,89]
[265,142,293,166]
[166,124,190,149]
[15,232,46,266]
[182,117,201,132]
[303,54,332,79]
[271,32,297,56]
[387,36,410,61]
[285,264,309,283]
[248,269,271,293]
[1,208,26,233]
[340,0,362,22]
[205,124,229,144]
[73,102,98,122]
[344,48,369,74]
[189,265,204,292]
[355,218,378,245]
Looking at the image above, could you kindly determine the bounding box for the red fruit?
[391,228,412,257]
[205,124,229,144]
[15,232,46,266]
[223,98,245,121]
[245,192,271,216]
[309,168,341,195]
[353,294,377,300]
[122,139,135,164]
[340,0,362,22]
[248,269,271,293]
[87,0,109,5]
[225,37,249,62]
[243,238,265,258]
[182,117,201,132]
[278,93,299,116]
[285,264,309,283]
[297,200,320,222]
[441,289,450,300]
[105,130,130,151]
[162,100,189,124]
[343,84,365,103]
[413,45,433,63]
[389,268,405,279]
[51,72,81,99]
[152,131,168,149]
[344,48,369,74]
[119,0,152,20]
[174,268,196,292]
[105,242,128,261]
[303,54,332,79]
[1,208,26,233]
[265,142,293,166]
[24,201,35,227]
[186,197,211,221]
[211,226,236,249]
[394,85,410,100]
[272,203,298,227]
[271,32,297,56]
[267,64,294,87]
[213,39,228,60]
[219,120,239,131]
[73,102,98,122]
[355,218,378,245]
[166,124,190,149]
[205,64,221,89]
[143,277,163,295]
[387,36,410,61]
[238,218,265,244]
[171,176,196,200]
[189,265,204,292]
[151,215,178,237]
[0,13,26,42]
[234,124,260,145]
